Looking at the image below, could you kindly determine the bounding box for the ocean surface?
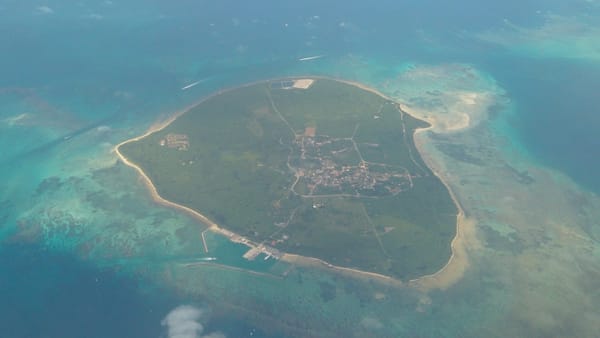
[1,0,600,337]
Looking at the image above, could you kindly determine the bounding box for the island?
[117,78,458,280]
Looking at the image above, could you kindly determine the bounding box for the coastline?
[113,76,469,289]
[401,103,476,291]
[326,77,474,290]
[281,253,403,287]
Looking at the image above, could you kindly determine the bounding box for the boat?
[199,257,217,261]
[298,55,324,61]
[181,80,201,90]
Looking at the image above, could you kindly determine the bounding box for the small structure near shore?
[159,133,190,150]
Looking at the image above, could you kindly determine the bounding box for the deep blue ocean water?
[0,242,279,337]
[486,58,600,193]
[2,0,600,337]
[0,243,171,338]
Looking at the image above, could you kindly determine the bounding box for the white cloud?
[86,13,104,20]
[162,305,225,338]
[201,333,226,338]
[36,6,54,14]
[360,316,384,330]
[96,125,111,133]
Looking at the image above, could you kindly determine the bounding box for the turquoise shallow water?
[2,0,600,337]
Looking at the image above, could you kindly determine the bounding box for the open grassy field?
[119,78,457,279]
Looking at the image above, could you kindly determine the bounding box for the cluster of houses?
[159,133,190,151]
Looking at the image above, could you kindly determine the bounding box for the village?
[290,129,412,197]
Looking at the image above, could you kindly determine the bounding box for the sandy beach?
[281,253,403,287]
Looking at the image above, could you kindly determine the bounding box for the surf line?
[298,55,324,61]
